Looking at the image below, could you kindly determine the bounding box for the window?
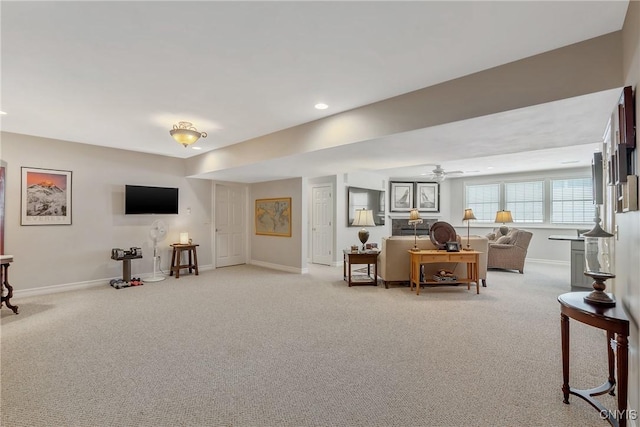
[466,184,499,222]
[505,181,544,223]
[551,178,593,224]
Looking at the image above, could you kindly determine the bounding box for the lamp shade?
[408,208,421,221]
[495,210,513,224]
[462,208,476,221]
[352,209,376,227]
[179,232,189,244]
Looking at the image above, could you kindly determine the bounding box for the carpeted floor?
[1,262,616,426]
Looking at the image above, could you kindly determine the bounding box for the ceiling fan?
[424,165,464,182]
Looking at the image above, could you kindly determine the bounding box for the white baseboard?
[250,260,308,274]
[14,264,214,298]
[526,258,570,266]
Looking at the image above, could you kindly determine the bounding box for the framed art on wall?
[21,167,72,225]
[416,182,439,212]
[255,197,291,237]
[390,182,413,212]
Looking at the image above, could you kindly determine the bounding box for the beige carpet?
[1,262,616,426]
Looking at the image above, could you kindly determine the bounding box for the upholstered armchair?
[487,229,533,274]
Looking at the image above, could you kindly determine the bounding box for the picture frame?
[21,167,72,225]
[390,182,413,212]
[255,197,291,237]
[445,241,460,252]
[416,182,440,212]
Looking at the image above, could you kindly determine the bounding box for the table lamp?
[462,208,476,251]
[495,210,513,235]
[352,209,376,250]
[408,208,423,251]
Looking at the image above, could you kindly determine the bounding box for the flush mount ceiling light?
[170,121,207,147]
[314,103,328,110]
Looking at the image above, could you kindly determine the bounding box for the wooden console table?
[343,250,378,286]
[170,243,199,279]
[408,250,480,295]
[558,292,630,427]
[1,255,19,314]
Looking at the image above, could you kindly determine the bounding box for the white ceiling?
[0,1,630,182]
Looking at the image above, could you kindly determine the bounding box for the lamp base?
[462,246,473,251]
[358,228,370,251]
[583,271,616,307]
[499,225,509,235]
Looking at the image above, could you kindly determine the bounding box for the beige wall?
[0,132,213,292]
[250,178,306,272]
[616,0,640,415]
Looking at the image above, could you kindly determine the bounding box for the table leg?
[175,249,181,278]
[1,264,19,314]
[193,248,199,275]
[561,313,570,404]
[474,258,479,294]
[348,259,352,287]
[343,253,346,281]
[607,331,616,395]
[617,333,629,427]
[416,261,420,295]
[374,260,378,286]
[170,248,177,277]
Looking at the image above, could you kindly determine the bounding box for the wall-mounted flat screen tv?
[125,185,179,215]
[347,186,385,226]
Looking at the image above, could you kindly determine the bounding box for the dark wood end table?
[558,292,630,427]
[343,250,378,287]
[170,244,199,278]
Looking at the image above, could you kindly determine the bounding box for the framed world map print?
[255,197,291,237]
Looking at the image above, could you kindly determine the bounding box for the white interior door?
[215,183,246,267]
[311,185,333,265]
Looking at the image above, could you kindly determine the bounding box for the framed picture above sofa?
[416,182,439,212]
[390,181,440,213]
[390,182,413,212]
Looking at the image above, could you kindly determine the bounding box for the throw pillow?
[496,235,511,244]
[486,232,496,241]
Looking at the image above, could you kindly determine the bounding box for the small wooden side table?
[1,255,19,314]
[343,250,378,286]
[558,292,630,427]
[170,244,199,279]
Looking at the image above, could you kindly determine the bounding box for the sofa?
[378,235,489,288]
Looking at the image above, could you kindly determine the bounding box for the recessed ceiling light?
[487,166,494,170]
[560,160,579,164]
[191,146,202,150]
[0,111,7,115]
[314,103,328,110]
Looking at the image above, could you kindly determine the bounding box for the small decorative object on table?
[446,241,460,252]
[433,270,457,282]
[582,208,616,306]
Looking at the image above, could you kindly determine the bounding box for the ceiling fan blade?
[446,170,464,175]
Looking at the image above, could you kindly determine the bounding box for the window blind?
[466,184,500,222]
[551,178,593,224]
[505,181,544,223]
